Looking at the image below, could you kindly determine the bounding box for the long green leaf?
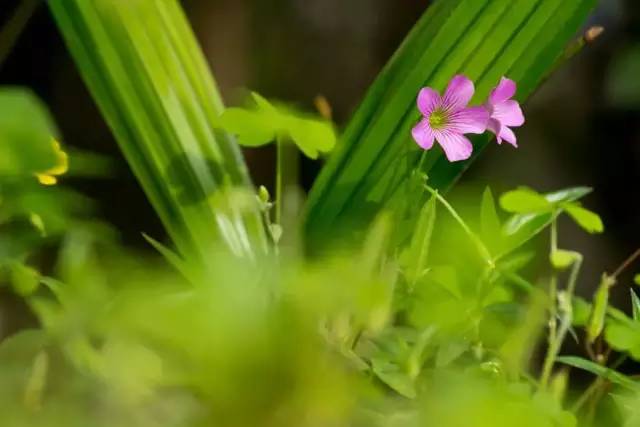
[48,0,268,263]
[557,356,640,391]
[304,0,597,248]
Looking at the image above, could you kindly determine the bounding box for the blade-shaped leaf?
[49,0,268,262]
[304,0,597,248]
[557,356,640,391]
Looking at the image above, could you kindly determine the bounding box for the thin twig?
[611,248,640,279]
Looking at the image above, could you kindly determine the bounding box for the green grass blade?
[304,0,597,248]
[48,0,268,262]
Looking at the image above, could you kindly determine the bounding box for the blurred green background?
[0,0,638,300]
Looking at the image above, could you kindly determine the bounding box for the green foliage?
[557,356,639,391]
[48,0,268,262]
[4,0,633,426]
[604,293,640,361]
[304,0,598,248]
[564,203,604,234]
[499,186,599,256]
[0,87,58,177]
[218,92,336,159]
[399,195,437,287]
[500,187,552,214]
[587,275,614,343]
[480,187,504,255]
[550,250,579,270]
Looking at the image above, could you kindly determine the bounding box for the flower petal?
[492,100,525,127]
[487,118,503,144]
[442,75,475,112]
[449,106,489,134]
[434,130,473,162]
[489,77,517,104]
[412,118,435,150]
[417,87,440,116]
[499,126,518,147]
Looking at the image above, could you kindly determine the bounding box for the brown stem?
[611,248,640,279]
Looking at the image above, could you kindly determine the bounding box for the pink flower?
[485,77,525,147]
[412,75,489,162]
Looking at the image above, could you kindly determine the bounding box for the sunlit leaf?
[563,202,604,234]
[498,187,592,257]
[550,250,578,270]
[500,187,552,214]
[218,92,337,159]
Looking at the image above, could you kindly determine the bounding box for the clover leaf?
[218,92,336,159]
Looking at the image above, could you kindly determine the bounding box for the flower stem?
[275,136,284,226]
[424,184,494,268]
[274,135,299,228]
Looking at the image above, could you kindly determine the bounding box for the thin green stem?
[540,247,583,389]
[424,184,493,267]
[416,150,427,173]
[275,135,284,226]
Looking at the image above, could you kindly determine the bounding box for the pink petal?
[449,106,489,134]
[487,118,503,144]
[434,130,473,162]
[442,75,475,112]
[417,87,440,116]
[489,77,517,104]
[412,118,435,150]
[492,100,525,127]
[499,126,517,147]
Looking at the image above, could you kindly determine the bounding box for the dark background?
[1,0,638,289]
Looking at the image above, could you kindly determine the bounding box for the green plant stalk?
[424,185,493,267]
[304,0,598,248]
[275,137,284,226]
[540,223,583,389]
[48,0,268,263]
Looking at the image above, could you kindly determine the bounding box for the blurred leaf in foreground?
[0,87,58,177]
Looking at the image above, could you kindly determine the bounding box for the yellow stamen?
[428,109,449,130]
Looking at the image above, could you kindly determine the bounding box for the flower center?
[428,109,449,130]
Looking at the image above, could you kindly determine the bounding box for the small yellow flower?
[36,138,69,186]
